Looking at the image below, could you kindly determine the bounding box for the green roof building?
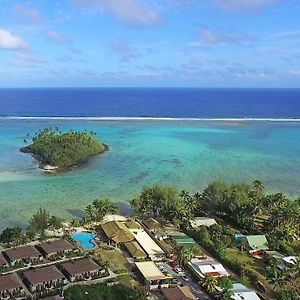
[242,235,269,253]
[173,235,196,249]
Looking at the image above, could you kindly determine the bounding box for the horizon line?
[2,116,300,122]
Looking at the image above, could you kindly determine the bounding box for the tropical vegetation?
[64,283,147,300]
[20,127,108,170]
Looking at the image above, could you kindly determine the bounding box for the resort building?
[124,241,147,259]
[161,286,197,300]
[241,235,269,255]
[143,218,161,231]
[173,234,197,249]
[101,220,134,245]
[0,273,24,299]
[135,261,168,290]
[277,256,298,270]
[132,230,165,261]
[61,258,105,282]
[229,283,261,300]
[188,257,229,278]
[191,217,217,228]
[22,265,67,292]
[0,252,8,267]
[4,245,42,266]
[38,239,76,258]
[124,219,143,231]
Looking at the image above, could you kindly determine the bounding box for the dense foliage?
[130,185,197,227]
[199,180,300,244]
[64,283,147,300]
[21,128,107,170]
[27,208,62,237]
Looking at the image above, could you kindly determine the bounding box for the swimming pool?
[71,232,97,250]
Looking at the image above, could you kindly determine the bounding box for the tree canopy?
[21,128,108,170]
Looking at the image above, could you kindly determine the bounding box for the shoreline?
[1,116,300,122]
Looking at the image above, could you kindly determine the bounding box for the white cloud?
[109,39,136,61]
[74,0,161,26]
[47,31,71,44]
[14,4,43,22]
[215,0,278,11]
[290,69,300,76]
[200,28,255,45]
[0,29,28,50]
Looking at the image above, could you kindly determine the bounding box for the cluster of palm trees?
[27,127,105,169]
[266,257,300,297]
[130,185,198,227]
[199,275,234,300]
[69,199,118,227]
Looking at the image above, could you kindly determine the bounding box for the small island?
[20,128,108,171]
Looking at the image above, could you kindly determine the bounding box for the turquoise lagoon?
[0,119,300,229]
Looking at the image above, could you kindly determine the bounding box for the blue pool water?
[71,232,96,250]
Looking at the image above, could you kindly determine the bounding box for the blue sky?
[0,0,300,87]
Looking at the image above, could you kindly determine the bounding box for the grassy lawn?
[117,274,140,287]
[64,283,144,300]
[226,248,267,276]
[94,247,130,272]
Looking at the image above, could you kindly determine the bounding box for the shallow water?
[0,119,300,229]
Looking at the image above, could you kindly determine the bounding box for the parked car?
[181,275,189,282]
[174,267,184,274]
[171,278,178,284]
[169,261,178,268]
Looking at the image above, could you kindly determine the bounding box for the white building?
[135,261,167,290]
[191,217,217,228]
[131,229,165,261]
[188,257,229,278]
[230,283,260,300]
[278,256,298,270]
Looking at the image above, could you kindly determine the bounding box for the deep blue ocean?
[0,88,300,118]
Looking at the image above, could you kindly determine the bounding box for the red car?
[169,261,178,269]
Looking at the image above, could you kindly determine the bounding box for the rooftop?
[124,241,147,258]
[0,273,23,292]
[231,283,261,300]
[143,218,160,230]
[133,230,164,256]
[243,235,269,251]
[61,258,102,276]
[101,221,134,243]
[135,261,166,281]
[190,257,229,277]
[124,220,142,230]
[23,265,65,285]
[5,245,41,261]
[191,217,217,228]
[161,286,197,300]
[173,235,196,248]
[0,252,7,266]
[38,239,75,255]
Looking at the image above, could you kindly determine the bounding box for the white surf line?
[1,116,300,122]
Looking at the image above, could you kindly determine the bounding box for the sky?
[0,0,300,87]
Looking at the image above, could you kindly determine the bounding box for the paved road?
[157,262,211,300]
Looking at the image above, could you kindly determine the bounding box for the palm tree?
[200,275,218,294]
[91,198,118,221]
[252,180,264,195]
[289,257,300,278]
[219,289,233,300]
[180,190,190,201]
[266,265,287,290]
[178,246,193,266]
